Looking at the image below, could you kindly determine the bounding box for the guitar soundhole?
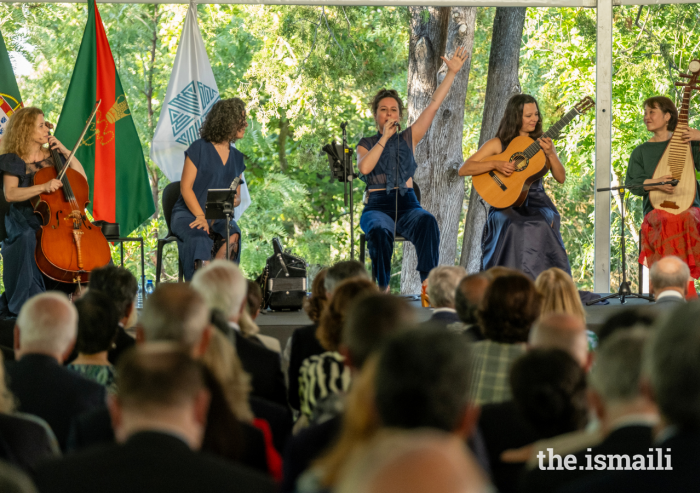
[511,153,528,172]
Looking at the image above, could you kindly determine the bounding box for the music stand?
[205,188,237,261]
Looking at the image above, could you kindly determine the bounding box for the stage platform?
[255,295,661,348]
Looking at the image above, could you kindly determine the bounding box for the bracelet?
[377,143,384,149]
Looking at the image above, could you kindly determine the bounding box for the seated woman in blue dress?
[171,98,248,281]
[459,94,571,279]
[0,107,87,315]
[357,46,469,291]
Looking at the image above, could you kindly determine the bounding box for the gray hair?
[650,256,689,291]
[427,266,466,309]
[325,260,369,294]
[139,284,210,347]
[17,292,77,355]
[191,260,247,321]
[646,302,700,428]
[589,327,649,404]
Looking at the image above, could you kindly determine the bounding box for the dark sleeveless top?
[357,127,416,196]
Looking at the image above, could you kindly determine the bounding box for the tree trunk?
[459,7,526,273]
[400,6,477,293]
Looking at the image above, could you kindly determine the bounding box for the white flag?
[151,2,251,218]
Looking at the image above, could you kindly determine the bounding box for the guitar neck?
[523,108,579,158]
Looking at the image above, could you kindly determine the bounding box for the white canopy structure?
[3,0,689,292]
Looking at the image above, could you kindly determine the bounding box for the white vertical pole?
[594,0,612,293]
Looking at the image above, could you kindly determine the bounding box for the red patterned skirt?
[640,207,700,279]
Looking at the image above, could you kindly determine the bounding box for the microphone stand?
[585,179,677,305]
[340,122,355,260]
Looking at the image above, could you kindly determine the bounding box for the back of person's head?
[138,284,210,347]
[325,260,369,295]
[649,255,689,294]
[427,266,466,309]
[74,290,120,355]
[375,329,472,432]
[646,302,700,429]
[510,348,588,437]
[245,280,262,318]
[528,313,589,369]
[589,328,649,406]
[336,429,488,493]
[454,273,491,325]
[598,307,657,344]
[343,294,417,369]
[191,260,247,321]
[304,269,328,324]
[88,265,138,320]
[478,275,541,343]
[486,266,523,279]
[318,278,378,352]
[16,292,77,357]
[535,267,585,321]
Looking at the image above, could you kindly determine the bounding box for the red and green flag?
[0,28,23,138]
[55,0,154,235]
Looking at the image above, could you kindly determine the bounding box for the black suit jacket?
[233,331,287,408]
[0,413,58,473]
[521,424,653,493]
[423,310,461,329]
[562,428,700,493]
[5,354,106,451]
[287,324,325,412]
[33,431,276,493]
[250,395,293,454]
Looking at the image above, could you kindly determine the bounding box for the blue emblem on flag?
[167,81,220,147]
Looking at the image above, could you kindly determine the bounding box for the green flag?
[0,28,23,138]
[55,0,154,235]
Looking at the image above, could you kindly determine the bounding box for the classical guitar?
[473,97,595,209]
[649,59,700,214]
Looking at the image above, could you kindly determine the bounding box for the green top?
[625,140,700,216]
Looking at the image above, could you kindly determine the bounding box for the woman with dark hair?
[357,47,469,291]
[0,108,87,315]
[625,96,700,287]
[459,94,570,279]
[171,98,248,281]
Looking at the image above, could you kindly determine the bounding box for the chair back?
[162,181,181,235]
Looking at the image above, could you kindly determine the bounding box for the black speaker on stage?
[258,238,307,311]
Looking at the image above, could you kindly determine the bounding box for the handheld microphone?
[394,121,401,129]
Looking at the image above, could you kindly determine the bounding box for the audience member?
[423,266,466,328]
[522,329,656,492]
[191,261,286,407]
[528,313,592,371]
[237,281,280,353]
[5,293,105,451]
[470,274,541,405]
[596,307,656,344]
[67,290,120,389]
[298,278,377,423]
[324,261,369,299]
[535,267,586,321]
[33,344,276,493]
[87,265,138,364]
[246,280,263,319]
[283,294,417,492]
[454,272,492,341]
[479,349,587,493]
[335,429,489,493]
[649,255,689,304]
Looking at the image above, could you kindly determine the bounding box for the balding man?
[6,293,106,450]
[528,313,592,372]
[650,255,689,305]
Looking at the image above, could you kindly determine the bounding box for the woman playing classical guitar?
[459,94,570,279]
[0,107,87,316]
[625,96,700,285]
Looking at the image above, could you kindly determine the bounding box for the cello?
[32,119,111,285]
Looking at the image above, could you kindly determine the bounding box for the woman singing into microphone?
[357,46,469,291]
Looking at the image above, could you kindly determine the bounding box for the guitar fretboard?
[522,108,580,159]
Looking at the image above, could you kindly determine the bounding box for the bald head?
[528,313,589,369]
[650,256,689,296]
[16,292,77,360]
[337,430,489,493]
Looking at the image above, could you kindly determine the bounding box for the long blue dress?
[0,153,56,316]
[171,139,246,281]
[481,144,571,279]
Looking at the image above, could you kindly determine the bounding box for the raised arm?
[411,46,469,148]
[459,138,514,177]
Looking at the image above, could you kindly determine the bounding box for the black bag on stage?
[258,237,307,311]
